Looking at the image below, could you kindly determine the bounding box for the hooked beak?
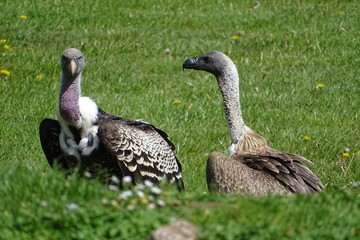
[69,59,77,75]
[182,57,199,70]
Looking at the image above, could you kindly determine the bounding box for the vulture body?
[39,48,183,190]
[183,51,323,195]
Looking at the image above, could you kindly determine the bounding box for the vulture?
[39,48,184,190]
[183,51,323,195]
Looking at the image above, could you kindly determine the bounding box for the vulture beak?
[69,59,77,75]
[182,57,198,70]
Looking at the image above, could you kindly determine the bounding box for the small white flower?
[111,200,118,206]
[148,203,157,210]
[135,184,145,191]
[66,203,80,211]
[40,200,48,207]
[119,190,133,200]
[165,48,171,54]
[144,180,154,188]
[136,190,145,198]
[84,171,92,178]
[127,204,136,211]
[148,195,155,202]
[108,184,118,191]
[157,199,166,207]
[111,175,120,184]
[344,148,350,153]
[151,186,162,195]
[101,198,109,205]
[122,176,132,183]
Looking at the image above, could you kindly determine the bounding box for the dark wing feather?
[239,147,323,194]
[39,118,76,169]
[98,118,184,190]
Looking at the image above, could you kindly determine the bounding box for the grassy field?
[1,0,359,239]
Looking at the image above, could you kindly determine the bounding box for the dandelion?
[342,152,350,157]
[231,36,241,40]
[303,136,311,141]
[66,203,80,211]
[206,94,211,100]
[4,44,10,50]
[204,209,211,216]
[1,70,10,76]
[316,83,325,89]
[36,75,44,80]
[0,39,6,44]
[172,100,181,105]
[20,15,27,19]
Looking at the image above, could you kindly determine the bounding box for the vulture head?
[61,48,85,78]
[183,51,233,76]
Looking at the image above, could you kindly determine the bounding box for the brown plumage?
[39,48,184,190]
[183,51,323,195]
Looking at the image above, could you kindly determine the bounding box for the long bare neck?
[59,74,82,124]
[216,62,245,145]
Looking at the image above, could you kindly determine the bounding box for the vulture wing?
[98,117,184,190]
[239,147,323,194]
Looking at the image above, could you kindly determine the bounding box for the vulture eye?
[203,56,211,63]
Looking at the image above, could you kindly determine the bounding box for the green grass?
[1,0,359,239]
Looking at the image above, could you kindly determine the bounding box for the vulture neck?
[59,74,82,124]
[216,63,246,146]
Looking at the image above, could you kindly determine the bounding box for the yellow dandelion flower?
[4,44,10,50]
[20,15,27,19]
[342,152,350,157]
[206,94,211,100]
[172,100,181,105]
[303,136,311,141]
[36,75,44,80]
[0,39,6,44]
[336,11,345,15]
[204,209,211,216]
[231,36,241,40]
[1,69,10,76]
[317,83,325,88]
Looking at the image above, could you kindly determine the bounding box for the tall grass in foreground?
[1,0,359,239]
